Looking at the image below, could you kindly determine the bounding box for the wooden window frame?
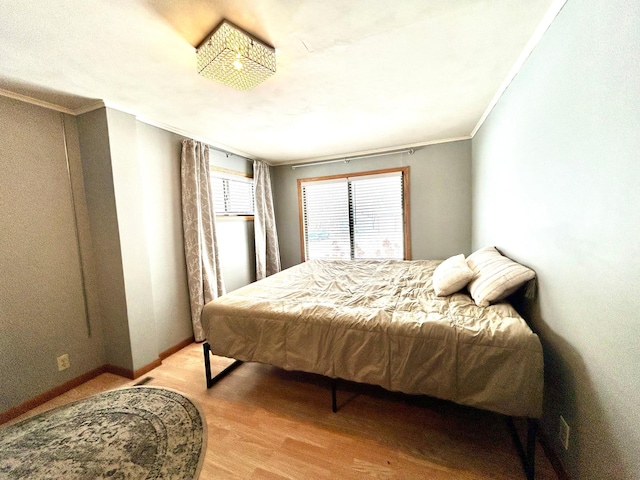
[297,166,411,263]
[210,165,255,220]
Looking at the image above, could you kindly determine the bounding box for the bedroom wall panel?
[61,114,104,354]
[272,140,472,269]
[103,108,159,371]
[135,122,192,355]
[76,108,134,371]
[216,218,256,292]
[79,111,256,365]
[0,97,105,413]
[471,0,640,477]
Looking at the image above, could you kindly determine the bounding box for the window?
[298,167,410,261]
[210,169,254,216]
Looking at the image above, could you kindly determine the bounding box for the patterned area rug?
[0,386,206,479]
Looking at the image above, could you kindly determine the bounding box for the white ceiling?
[0,0,561,164]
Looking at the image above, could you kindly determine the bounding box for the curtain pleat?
[253,160,281,280]
[181,139,225,341]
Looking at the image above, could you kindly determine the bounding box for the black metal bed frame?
[203,342,537,480]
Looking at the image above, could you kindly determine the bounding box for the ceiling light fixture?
[196,20,276,91]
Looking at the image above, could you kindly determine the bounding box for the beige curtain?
[181,139,225,341]
[253,160,281,280]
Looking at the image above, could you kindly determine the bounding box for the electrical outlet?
[57,353,70,371]
[559,415,570,450]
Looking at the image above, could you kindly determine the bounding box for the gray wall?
[1,98,257,414]
[77,108,134,371]
[0,97,105,412]
[272,140,472,268]
[471,0,640,477]
[136,122,193,354]
[216,218,256,292]
[83,109,256,367]
[136,121,256,355]
[104,108,159,370]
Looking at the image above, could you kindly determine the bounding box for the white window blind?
[300,170,405,261]
[351,173,404,260]
[302,178,351,260]
[211,173,254,216]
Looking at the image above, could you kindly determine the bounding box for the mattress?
[202,259,543,417]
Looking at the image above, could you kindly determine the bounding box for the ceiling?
[0,0,560,165]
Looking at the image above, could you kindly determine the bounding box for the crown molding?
[73,101,106,115]
[134,115,258,163]
[0,88,77,115]
[0,88,108,116]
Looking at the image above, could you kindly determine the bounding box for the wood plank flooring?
[9,343,559,480]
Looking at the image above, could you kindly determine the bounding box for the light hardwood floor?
[11,343,559,480]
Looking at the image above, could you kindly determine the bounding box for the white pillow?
[433,254,474,297]
[466,246,535,307]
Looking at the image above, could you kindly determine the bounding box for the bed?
[201,255,543,478]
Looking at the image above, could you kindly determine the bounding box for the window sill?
[216,215,254,222]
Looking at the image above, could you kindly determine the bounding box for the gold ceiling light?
[196,20,276,91]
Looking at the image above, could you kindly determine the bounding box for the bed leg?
[506,416,537,480]
[203,342,213,388]
[331,379,337,413]
[203,342,243,389]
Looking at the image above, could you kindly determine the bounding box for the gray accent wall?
[272,140,472,268]
[104,108,158,371]
[216,218,256,292]
[471,0,640,477]
[0,97,105,413]
[136,122,192,355]
[77,108,134,371]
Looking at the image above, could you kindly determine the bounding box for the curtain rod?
[290,148,415,169]
[207,144,254,162]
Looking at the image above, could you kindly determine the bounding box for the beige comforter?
[202,260,543,418]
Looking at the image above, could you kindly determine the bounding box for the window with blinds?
[211,172,254,216]
[299,167,409,261]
